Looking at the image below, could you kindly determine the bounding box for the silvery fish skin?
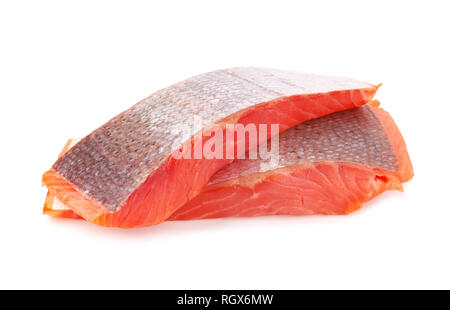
[209,105,398,185]
[52,67,375,213]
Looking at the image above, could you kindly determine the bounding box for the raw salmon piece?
[169,103,413,220]
[43,139,83,220]
[42,68,377,228]
[44,103,412,221]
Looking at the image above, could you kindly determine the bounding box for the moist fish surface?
[44,103,412,221]
[170,103,413,220]
[42,67,377,228]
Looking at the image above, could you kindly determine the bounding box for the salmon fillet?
[42,67,377,228]
[44,102,412,221]
[170,103,413,219]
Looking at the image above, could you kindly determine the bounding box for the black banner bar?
[1,290,448,307]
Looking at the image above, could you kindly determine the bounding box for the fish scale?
[209,105,397,185]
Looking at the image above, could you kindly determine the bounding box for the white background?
[1,1,449,289]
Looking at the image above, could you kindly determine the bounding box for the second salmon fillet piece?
[42,67,377,228]
[170,103,413,220]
